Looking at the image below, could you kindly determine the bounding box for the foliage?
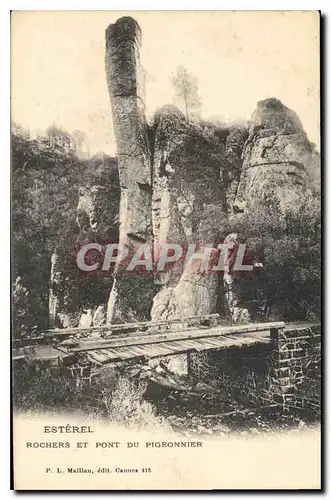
[13,362,165,428]
[171,66,201,119]
[230,193,321,320]
[11,124,119,334]
[13,363,86,413]
[12,277,34,336]
[102,377,165,428]
[12,127,81,331]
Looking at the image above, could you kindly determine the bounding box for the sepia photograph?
[10,10,321,490]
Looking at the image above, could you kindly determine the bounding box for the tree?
[229,193,321,321]
[171,66,201,120]
[11,125,83,332]
[12,124,121,333]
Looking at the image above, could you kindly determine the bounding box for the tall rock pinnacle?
[105,17,154,322]
[105,17,152,245]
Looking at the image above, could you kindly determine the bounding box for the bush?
[102,377,166,429]
[13,363,86,413]
[13,362,166,429]
[231,192,321,320]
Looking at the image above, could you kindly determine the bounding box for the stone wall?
[189,343,274,406]
[188,324,321,415]
[270,324,321,414]
[67,361,93,388]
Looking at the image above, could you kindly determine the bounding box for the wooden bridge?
[12,314,317,367]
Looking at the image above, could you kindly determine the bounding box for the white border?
[1,1,329,498]
[3,1,330,10]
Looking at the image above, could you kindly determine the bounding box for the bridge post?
[270,324,321,414]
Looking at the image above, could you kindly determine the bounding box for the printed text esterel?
[44,425,94,434]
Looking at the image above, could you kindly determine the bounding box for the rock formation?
[234,98,314,215]
[223,126,249,213]
[222,233,251,324]
[105,17,155,323]
[46,17,320,332]
[49,156,120,328]
[104,17,321,325]
[105,17,152,244]
[150,109,229,320]
[49,250,67,328]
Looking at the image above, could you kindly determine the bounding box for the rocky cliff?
[103,17,320,325]
[49,16,319,328]
[234,98,315,215]
[49,155,120,328]
[150,108,232,320]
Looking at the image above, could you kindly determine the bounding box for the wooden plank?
[144,344,174,356]
[123,344,151,357]
[113,350,140,360]
[71,324,278,352]
[71,322,285,353]
[137,340,204,357]
[103,333,268,361]
[124,345,150,357]
[227,332,270,344]
[86,353,103,366]
[218,335,250,347]
[172,340,196,350]
[96,349,117,360]
[119,345,147,358]
[194,338,222,348]
[134,343,172,356]
[197,337,228,348]
[43,314,220,338]
[157,342,182,354]
[194,339,230,352]
[86,330,272,363]
[87,350,110,364]
[231,331,269,340]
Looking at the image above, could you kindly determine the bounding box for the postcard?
[11,10,321,490]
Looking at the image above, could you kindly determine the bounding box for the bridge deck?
[84,330,271,365]
[13,320,320,366]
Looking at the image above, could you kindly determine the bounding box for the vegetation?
[171,66,201,120]
[11,124,119,335]
[13,360,319,433]
[229,194,321,321]
[11,114,320,336]
[13,362,166,429]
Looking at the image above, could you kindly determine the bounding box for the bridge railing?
[62,321,286,353]
[12,314,219,347]
[43,314,220,339]
[12,316,286,352]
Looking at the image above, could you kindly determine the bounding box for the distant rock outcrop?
[234,98,314,214]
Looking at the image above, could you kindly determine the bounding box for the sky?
[11,11,320,154]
